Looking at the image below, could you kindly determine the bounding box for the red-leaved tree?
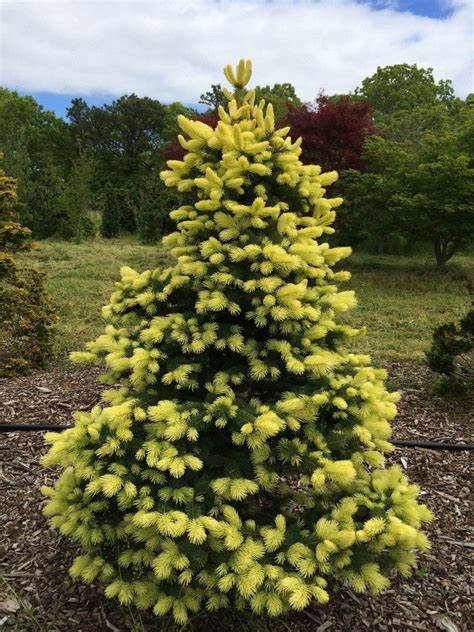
[162,112,219,162]
[285,94,377,172]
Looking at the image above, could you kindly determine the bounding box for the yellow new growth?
[224,59,253,89]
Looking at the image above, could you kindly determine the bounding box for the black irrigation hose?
[1,423,474,451]
[0,423,73,432]
[391,439,474,451]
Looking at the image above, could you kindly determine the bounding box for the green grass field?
[21,238,473,363]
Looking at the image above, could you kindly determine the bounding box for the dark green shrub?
[79,215,97,238]
[25,163,65,239]
[100,185,137,238]
[426,305,474,395]
[0,265,57,374]
[0,154,57,376]
[100,185,121,238]
[119,186,138,233]
[137,172,181,244]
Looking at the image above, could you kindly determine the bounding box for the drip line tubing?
[1,423,473,450]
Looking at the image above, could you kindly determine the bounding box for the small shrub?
[0,265,57,374]
[0,154,56,376]
[426,304,474,395]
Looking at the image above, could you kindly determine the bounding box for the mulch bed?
[0,362,472,631]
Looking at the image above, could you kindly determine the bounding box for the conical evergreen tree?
[100,184,119,238]
[137,172,178,244]
[0,153,56,375]
[43,61,432,623]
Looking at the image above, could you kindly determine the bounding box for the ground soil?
[0,362,472,631]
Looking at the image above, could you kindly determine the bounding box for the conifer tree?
[43,61,432,623]
[137,172,177,244]
[0,154,56,374]
[100,184,120,238]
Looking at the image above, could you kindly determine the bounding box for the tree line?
[0,63,472,265]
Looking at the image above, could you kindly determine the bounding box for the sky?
[1,0,472,117]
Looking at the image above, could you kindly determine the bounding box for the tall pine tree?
[43,61,432,623]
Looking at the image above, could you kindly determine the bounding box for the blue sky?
[3,0,471,118]
[357,1,454,19]
[16,92,116,119]
[16,91,207,120]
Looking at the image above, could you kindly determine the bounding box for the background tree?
[24,162,66,238]
[254,83,301,121]
[199,84,225,112]
[355,64,458,147]
[66,152,96,233]
[100,184,121,238]
[342,95,474,263]
[336,65,472,260]
[0,89,72,220]
[355,64,455,119]
[339,136,412,252]
[162,103,197,144]
[395,128,474,265]
[285,94,377,172]
[67,95,166,176]
[0,89,69,176]
[67,94,179,236]
[0,89,33,190]
[137,171,180,244]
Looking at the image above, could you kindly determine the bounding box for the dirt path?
[0,363,472,631]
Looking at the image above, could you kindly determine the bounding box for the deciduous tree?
[397,128,474,265]
[285,95,377,172]
[355,64,454,118]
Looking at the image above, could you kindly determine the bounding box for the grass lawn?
[20,237,169,356]
[20,237,473,363]
[344,252,472,360]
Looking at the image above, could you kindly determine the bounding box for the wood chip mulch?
[0,362,472,632]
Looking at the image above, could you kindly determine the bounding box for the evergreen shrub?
[0,155,56,375]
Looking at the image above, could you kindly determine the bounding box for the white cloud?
[1,0,472,102]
